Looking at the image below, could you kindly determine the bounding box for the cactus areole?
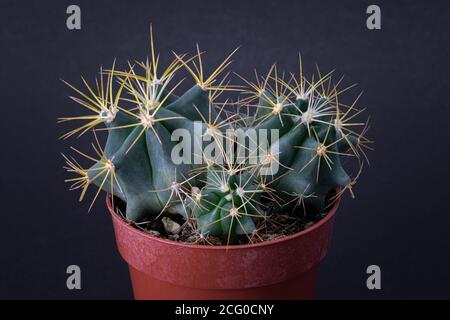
[60,29,371,299]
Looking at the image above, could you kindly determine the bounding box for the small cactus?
[61,29,371,244]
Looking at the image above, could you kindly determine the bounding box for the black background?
[0,0,449,299]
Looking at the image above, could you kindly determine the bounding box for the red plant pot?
[107,194,339,300]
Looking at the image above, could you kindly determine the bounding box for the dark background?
[0,0,449,299]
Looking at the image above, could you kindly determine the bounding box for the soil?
[112,190,337,245]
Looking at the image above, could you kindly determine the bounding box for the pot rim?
[107,192,340,251]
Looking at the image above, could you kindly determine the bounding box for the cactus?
[61,30,371,244]
[244,64,369,217]
[60,34,227,221]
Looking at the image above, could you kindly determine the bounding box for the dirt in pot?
[111,190,337,245]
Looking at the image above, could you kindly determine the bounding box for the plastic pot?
[107,194,339,300]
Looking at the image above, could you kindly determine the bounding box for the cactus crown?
[60,29,371,245]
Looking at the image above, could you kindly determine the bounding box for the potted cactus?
[60,29,371,299]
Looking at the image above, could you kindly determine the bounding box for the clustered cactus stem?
[60,28,372,244]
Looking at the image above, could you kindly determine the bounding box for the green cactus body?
[62,37,370,243]
[188,167,262,239]
[85,84,213,221]
[252,93,358,216]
